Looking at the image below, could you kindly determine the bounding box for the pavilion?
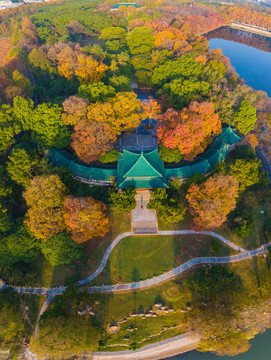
[117,149,168,189]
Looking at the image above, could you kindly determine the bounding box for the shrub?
[108,186,136,211]
[99,149,119,163]
[159,144,182,163]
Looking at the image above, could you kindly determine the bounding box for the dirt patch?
[0,38,10,67]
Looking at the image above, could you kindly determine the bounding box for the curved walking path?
[1,231,269,296]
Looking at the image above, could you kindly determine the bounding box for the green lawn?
[93,233,237,285]
[158,185,271,251]
[50,208,131,286]
[37,255,271,353]
[17,208,131,288]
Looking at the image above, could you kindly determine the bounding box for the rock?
[130,311,138,317]
[145,312,152,317]
[78,309,87,316]
[120,318,127,324]
[154,303,162,308]
[152,313,157,317]
[142,316,146,319]
[161,306,166,310]
[123,335,130,341]
[107,321,120,334]
[163,308,169,314]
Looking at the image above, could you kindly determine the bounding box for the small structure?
[117,149,168,189]
[111,3,141,10]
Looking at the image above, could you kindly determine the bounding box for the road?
[1,230,270,296]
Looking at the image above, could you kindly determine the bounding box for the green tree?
[159,144,183,163]
[229,159,262,192]
[127,27,154,55]
[0,104,21,151]
[78,82,115,102]
[0,204,12,233]
[99,26,127,42]
[12,70,33,98]
[152,55,204,86]
[6,224,40,263]
[12,96,70,148]
[31,102,71,149]
[186,265,235,302]
[147,188,168,210]
[40,232,82,266]
[28,48,55,74]
[160,200,186,224]
[109,75,131,92]
[164,78,210,107]
[98,149,119,163]
[109,186,136,211]
[7,148,38,187]
[0,289,26,351]
[232,101,257,134]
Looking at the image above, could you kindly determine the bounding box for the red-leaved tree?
[157,101,221,160]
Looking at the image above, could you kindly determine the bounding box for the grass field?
[158,184,271,251]
[37,255,271,352]
[20,207,131,287]
[50,208,131,286]
[93,233,237,285]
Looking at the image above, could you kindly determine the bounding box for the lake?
[163,27,271,360]
[207,27,271,96]
[166,329,271,360]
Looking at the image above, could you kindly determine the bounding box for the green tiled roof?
[165,127,241,180]
[117,149,168,189]
[47,149,117,182]
[47,127,241,187]
[111,3,141,8]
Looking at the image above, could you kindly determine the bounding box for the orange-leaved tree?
[87,92,143,135]
[71,119,115,162]
[63,195,109,243]
[157,101,221,160]
[62,96,89,126]
[23,175,68,239]
[186,173,239,230]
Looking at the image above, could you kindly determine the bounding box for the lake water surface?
[163,27,271,360]
[166,329,271,360]
[207,28,271,96]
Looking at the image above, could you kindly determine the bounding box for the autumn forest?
[1,0,271,358]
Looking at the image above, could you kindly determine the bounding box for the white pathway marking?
[2,232,270,297]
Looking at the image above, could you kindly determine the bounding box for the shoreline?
[230,22,271,39]
[91,333,199,360]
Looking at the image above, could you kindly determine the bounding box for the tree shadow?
[131,267,140,282]
[252,257,263,298]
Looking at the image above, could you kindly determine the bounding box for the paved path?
[2,231,270,296]
[91,333,199,360]
[85,243,270,293]
[131,191,158,233]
